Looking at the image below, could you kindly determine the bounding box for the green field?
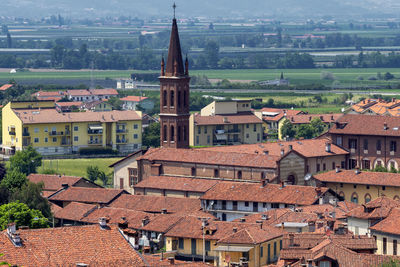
[38,157,122,178]
[0,70,136,80]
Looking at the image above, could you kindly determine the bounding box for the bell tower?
[159,4,190,148]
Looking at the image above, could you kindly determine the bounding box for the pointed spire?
[165,6,185,77]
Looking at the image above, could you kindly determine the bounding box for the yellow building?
[313,169,400,205]
[189,100,263,147]
[370,208,400,255]
[2,101,142,155]
[164,216,284,266]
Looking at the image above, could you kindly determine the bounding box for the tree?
[1,170,27,192]
[280,120,296,140]
[86,166,100,183]
[6,33,12,49]
[98,171,109,186]
[107,96,122,110]
[9,146,42,175]
[142,122,160,148]
[204,40,219,68]
[384,72,395,80]
[310,117,325,136]
[11,181,52,219]
[296,124,314,139]
[0,202,48,230]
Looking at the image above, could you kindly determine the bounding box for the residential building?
[200,181,338,221]
[278,232,389,267]
[27,173,102,198]
[117,78,137,89]
[348,98,400,116]
[55,101,82,112]
[164,216,284,265]
[345,196,400,236]
[313,169,400,204]
[370,208,400,255]
[329,114,400,170]
[48,186,127,208]
[32,90,65,101]
[2,101,142,155]
[120,95,155,111]
[255,108,304,139]
[110,150,143,193]
[133,176,219,198]
[67,88,118,102]
[159,15,190,149]
[278,113,342,140]
[189,100,264,146]
[137,147,279,183]
[0,223,146,266]
[0,83,14,91]
[80,100,113,111]
[199,138,349,185]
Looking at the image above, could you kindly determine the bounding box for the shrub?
[320,71,336,80]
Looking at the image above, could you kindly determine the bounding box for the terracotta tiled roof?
[27,173,82,191]
[54,202,97,221]
[138,147,279,169]
[80,99,109,109]
[134,176,219,193]
[120,95,148,102]
[139,213,186,233]
[260,108,304,122]
[329,114,400,136]
[66,89,92,96]
[201,181,330,205]
[0,84,14,91]
[108,194,202,214]
[55,101,83,107]
[80,207,154,229]
[13,108,141,124]
[33,90,65,97]
[89,88,118,95]
[346,196,400,220]
[49,187,125,205]
[143,254,212,266]
[217,225,284,245]
[286,113,342,124]
[194,112,263,126]
[314,169,400,187]
[198,138,348,158]
[0,224,145,266]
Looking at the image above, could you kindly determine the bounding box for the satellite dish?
[304,173,312,181]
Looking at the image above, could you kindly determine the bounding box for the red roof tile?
[89,88,118,95]
[217,225,284,244]
[286,113,343,124]
[27,173,82,191]
[108,194,202,214]
[120,95,148,102]
[370,208,400,235]
[0,84,14,91]
[314,169,400,187]
[346,196,400,220]
[0,224,146,266]
[49,187,125,205]
[55,101,83,107]
[194,112,263,126]
[201,181,330,206]
[139,147,279,169]
[54,202,97,221]
[134,176,219,193]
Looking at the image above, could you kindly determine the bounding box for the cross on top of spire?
[173,2,176,19]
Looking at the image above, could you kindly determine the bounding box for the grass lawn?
[38,157,122,178]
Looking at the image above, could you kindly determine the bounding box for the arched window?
[339,191,345,200]
[163,90,167,107]
[364,193,372,203]
[170,125,175,142]
[287,174,296,185]
[183,91,187,108]
[163,125,167,141]
[170,91,175,107]
[177,91,181,108]
[351,192,359,204]
[177,126,181,142]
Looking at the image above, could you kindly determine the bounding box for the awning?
[215,134,227,141]
[89,125,103,130]
[214,246,253,252]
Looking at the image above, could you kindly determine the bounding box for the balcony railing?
[116,129,128,133]
[226,128,240,133]
[61,141,72,146]
[49,131,66,136]
[88,141,103,145]
[22,132,30,137]
[87,130,103,135]
[9,131,16,136]
[116,139,128,144]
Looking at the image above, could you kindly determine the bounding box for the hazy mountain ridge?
[2,0,400,19]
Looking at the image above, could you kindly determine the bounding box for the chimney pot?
[240,218,246,222]
[99,217,107,229]
[384,123,388,130]
[288,145,293,151]
[233,227,238,233]
[161,208,167,214]
[168,257,175,265]
[325,142,331,152]
[281,149,285,156]
[281,181,285,188]
[335,165,341,173]
[355,167,361,174]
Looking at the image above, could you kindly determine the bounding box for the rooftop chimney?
[355,167,361,174]
[161,208,167,214]
[168,257,175,265]
[384,123,388,130]
[280,181,285,188]
[142,217,149,227]
[7,223,21,247]
[288,145,293,151]
[61,183,69,189]
[99,217,107,229]
[261,214,268,220]
[281,149,285,156]
[240,218,246,223]
[223,117,229,123]
[325,142,331,153]
[233,227,238,233]
[260,178,267,188]
[335,165,341,173]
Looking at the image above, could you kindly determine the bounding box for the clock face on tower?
[159,15,190,149]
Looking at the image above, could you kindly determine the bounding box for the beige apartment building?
[189,100,263,146]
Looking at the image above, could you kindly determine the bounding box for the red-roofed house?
[0,84,14,91]
[120,95,154,111]
[189,100,264,146]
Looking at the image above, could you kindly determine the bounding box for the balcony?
[61,141,72,146]
[226,128,240,133]
[116,139,128,144]
[9,131,16,136]
[88,140,103,145]
[22,132,30,137]
[87,130,103,135]
[49,131,66,136]
[116,129,128,133]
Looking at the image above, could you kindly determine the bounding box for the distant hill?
[2,0,400,19]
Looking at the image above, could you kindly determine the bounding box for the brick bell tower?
[159,4,190,148]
